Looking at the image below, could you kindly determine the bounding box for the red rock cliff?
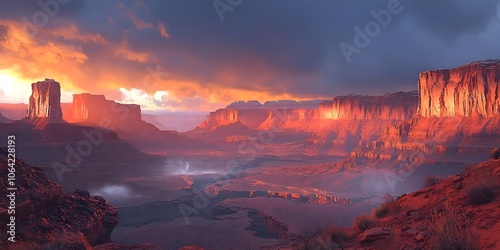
[26,79,63,121]
[198,109,239,130]
[70,93,142,123]
[418,60,500,117]
[319,91,418,120]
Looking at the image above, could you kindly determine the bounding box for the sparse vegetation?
[305,227,352,250]
[293,229,322,250]
[371,194,399,219]
[466,183,496,205]
[424,175,444,187]
[430,206,479,250]
[490,148,500,159]
[352,214,376,232]
[372,204,390,219]
[323,226,351,246]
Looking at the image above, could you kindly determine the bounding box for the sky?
[1,0,500,112]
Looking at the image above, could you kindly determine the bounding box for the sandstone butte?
[23,79,65,128]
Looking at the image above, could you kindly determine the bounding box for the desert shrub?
[352,214,376,232]
[466,183,496,205]
[424,175,444,187]
[324,227,351,245]
[490,148,500,159]
[430,206,479,250]
[311,226,352,249]
[372,204,390,219]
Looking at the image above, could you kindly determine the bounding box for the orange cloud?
[125,12,154,30]
[0,18,312,112]
[115,39,150,63]
[158,21,170,39]
[0,20,89,65]
[50,24,107,44]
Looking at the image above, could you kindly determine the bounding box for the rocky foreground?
[0,148,118,249]
[288,158,500,250]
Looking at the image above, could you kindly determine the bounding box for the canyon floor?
[51,134,470,249]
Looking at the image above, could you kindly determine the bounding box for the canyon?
[0,60,498,249]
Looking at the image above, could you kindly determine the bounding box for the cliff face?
[319,91,418,120]
[25,79,64,122]
[198,109,239,130]
[0,148,118,248]
[418,60,500,117]
[198,92,417,132]
[70,93,141,123]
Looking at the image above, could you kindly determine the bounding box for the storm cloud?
[1,0,499,111]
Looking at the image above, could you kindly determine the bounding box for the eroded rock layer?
[418,60,500,117]
[70,93,141,123]
[26,79,63,120]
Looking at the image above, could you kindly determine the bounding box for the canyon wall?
[418,60,500,117]
[195,60,500,166]
[320,91,418,120]
[26,79,64,122]
[197,92,418,132]
[198,108,240,130]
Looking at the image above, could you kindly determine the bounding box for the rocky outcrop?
[319,91,418,120]
[0,148,118,248]
[418,60,500,117]
[226,100,263,109]
[24,79,65,127]
[70,93,141,123]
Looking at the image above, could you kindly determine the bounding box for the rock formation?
[197,109,239,130]
[418,60,500,117]
[320,91,418,120]
[196,91,418,132]
[0,148,118,248]
[70,93,141,123]
[24,79,64,126]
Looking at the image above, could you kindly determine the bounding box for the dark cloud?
[2,0,500,100]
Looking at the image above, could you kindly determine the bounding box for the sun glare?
[0,72,32,103]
